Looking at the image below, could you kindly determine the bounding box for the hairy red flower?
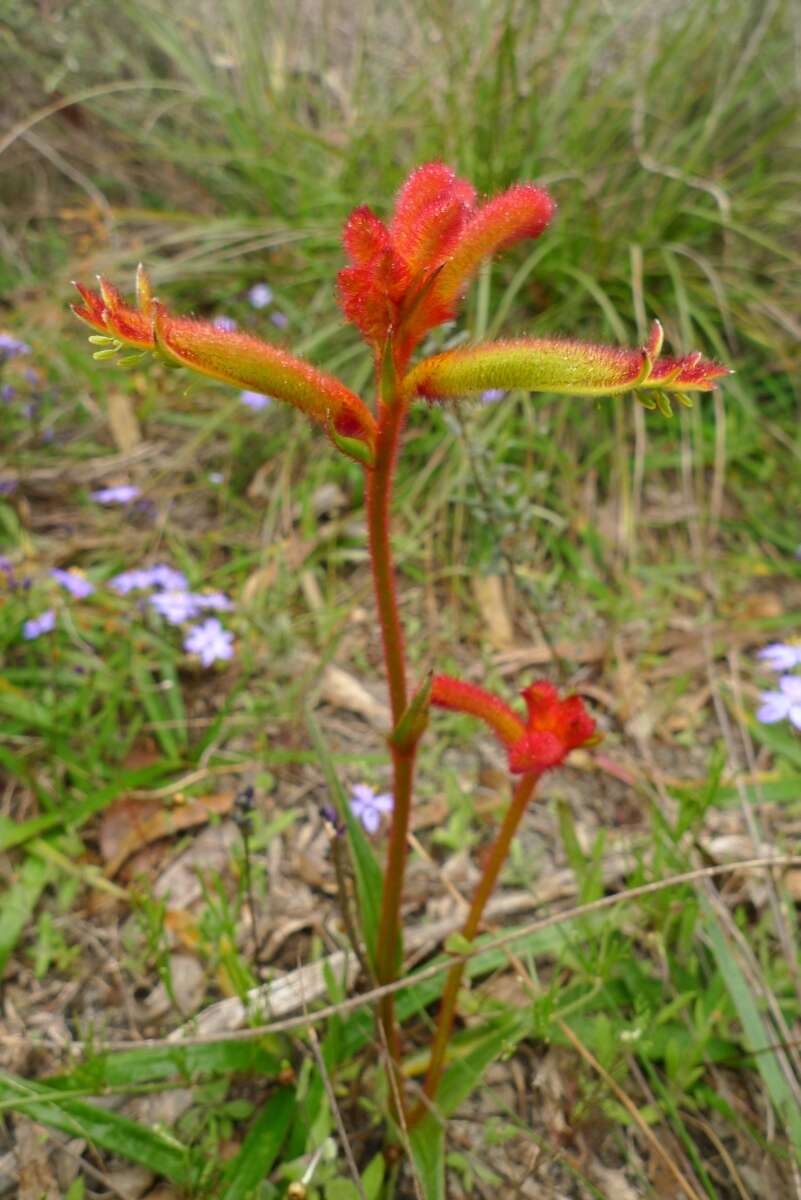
[337,162,554,366]
[430,675,596,775]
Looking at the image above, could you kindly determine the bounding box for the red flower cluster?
[337,162,555,367]
[430,675,596,775]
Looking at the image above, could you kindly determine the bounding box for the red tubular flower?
[405,319,730,411]
[72,268,377,464]
[337,162,555,367]
[431,674,596,775]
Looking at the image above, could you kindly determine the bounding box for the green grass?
[1,0,801,1196]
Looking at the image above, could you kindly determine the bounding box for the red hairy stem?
[410,771,539,1127]
[367,380,417,1111]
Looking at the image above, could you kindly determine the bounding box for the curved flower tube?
[404,320,730,414]
[431,675,597,775]
[72,268,377,464]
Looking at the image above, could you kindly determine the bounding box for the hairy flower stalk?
[409,679,597,1125]
[72,270,377,464]
[73,161,730,1129]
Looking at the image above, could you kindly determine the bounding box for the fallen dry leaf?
[14,1117,59,1200]
[472,574,516,649]
[106,391,142,454]
[100,793,234,878]
[319,663,390,729]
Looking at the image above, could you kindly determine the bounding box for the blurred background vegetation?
[2,2,801,1194]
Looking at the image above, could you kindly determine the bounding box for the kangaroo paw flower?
[72,269,377,463]
[405,319,730,411]
[337,162,554,367]
[431,675,597,775]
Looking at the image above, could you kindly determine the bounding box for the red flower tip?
[508,683,597,773]
[430,674,596,776]
[337,163,554,365]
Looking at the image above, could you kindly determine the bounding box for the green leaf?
[0,1070,193,1183]
[436,1013,526,1118]
[702,898,801,1159]
[46,1040,282,1091]
[409,1117,446,1200]
[0,855,54,974]
[305,704,383,971]
[0,813,64,852]
[361,1153,385,1200]
[221,1086,295,1199]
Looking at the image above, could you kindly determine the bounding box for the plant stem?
[366,389,416,1109]
[410,771,539,1126]
[367,396,407,725]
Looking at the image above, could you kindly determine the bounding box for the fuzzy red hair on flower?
[337,163,555,366]
[72,268,377,462]
[430,675,596,775]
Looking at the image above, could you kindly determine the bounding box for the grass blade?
[221,1086,295,1199]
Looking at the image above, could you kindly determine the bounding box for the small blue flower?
[247,283,273,310]
[146,564,189,592]
[183,618,235,667]
[480,388,506,405]
[1,384,15,403]
[194,592,234,612]
[349,784,393,834]
[0,334,31,361]
[757,643,801,672]
[51,568,94,599]
[108,563,188,594]
[23,609,56,640]
[270,311,289,329]
[240,390,272,411]
[90,485,141,505]
[757,675,801,730]
[149,590,202,625]
[213,315,238,331]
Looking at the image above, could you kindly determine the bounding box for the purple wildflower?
[109,567,157,594]
[147,564,189,591]
[213,315,238,331]
[247,283,273,310]
[757,675,801,731]
[270,311,289,329]
[320,803,345,837]
[183,618,235,667]
[0,479,17,495]
[349,784,393,834]
[240,390,272,411]
[1,384,15,403]
[51,568,94,599]
[108,563,188,594]
[149,590,202,625]
[194,592,234,612]
[90,485,141,505]
[758,643,801,672]
[0,334,31,361]
[480,388,506,405]
[208,471,224,484]
[23,609,56,640]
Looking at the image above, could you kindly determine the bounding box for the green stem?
[410,771,539,1127]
